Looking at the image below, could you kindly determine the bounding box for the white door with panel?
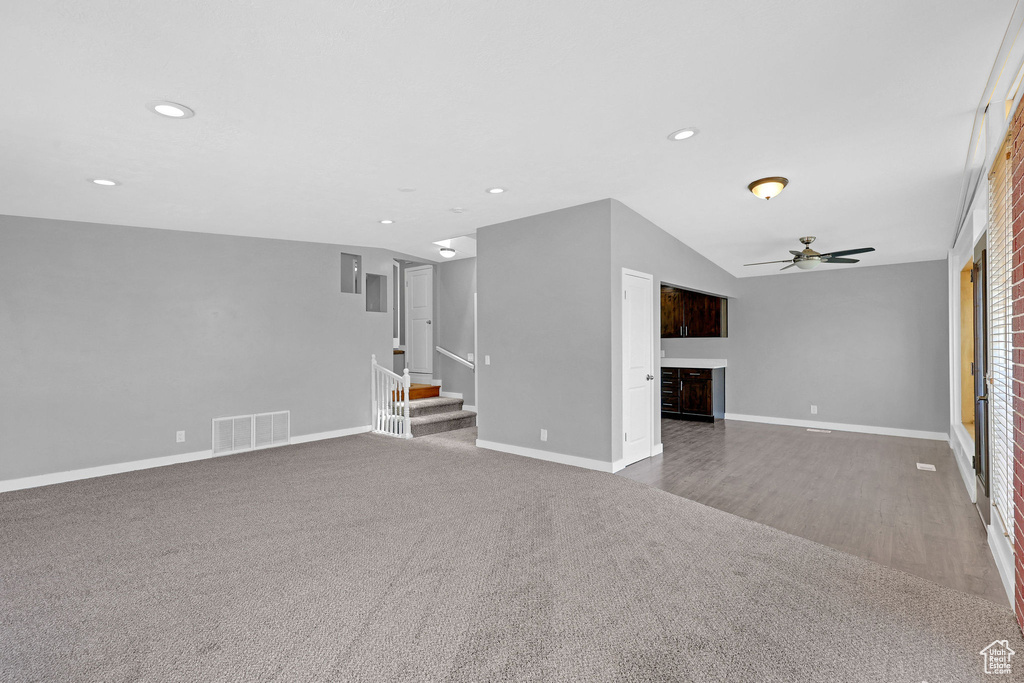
[622,269,654,464]
[406,265,433,375]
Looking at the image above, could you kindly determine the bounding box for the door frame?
[973,249,991,524]
[618,268,658,471]
[404,264,434,377]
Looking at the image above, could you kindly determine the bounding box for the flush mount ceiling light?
[748,176,789,200]
[439,247,456,258]
[486,187,506,194]
[89,178,120,186]
[667,127,698,141]
[379,219,394,225]
[146,101,195,119]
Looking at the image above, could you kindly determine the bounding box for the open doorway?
[959,260,975,440]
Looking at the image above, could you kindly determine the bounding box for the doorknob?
[646,374,654,381]
[426,320,432,325]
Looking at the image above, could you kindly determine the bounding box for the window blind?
[988,134,1013,539]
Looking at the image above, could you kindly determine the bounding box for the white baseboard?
[653,442,663,456]
[988,513,1016,606]
[724,413,948,441]
[611,448,658,473]
[463,405,476,413]
[290,425,371,444]
[475,439,612,473]
[439,391,464,400]
[948,423,977,503]
[0,425,372,493]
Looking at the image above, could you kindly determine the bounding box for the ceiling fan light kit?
[748,176,789,200]
[743,236,875,272]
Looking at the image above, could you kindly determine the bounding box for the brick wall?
[1012,97,1024,630]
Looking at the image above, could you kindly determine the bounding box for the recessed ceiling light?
[486,187,506,194]
[450,207,466,214]
[398,187,416,192]
[748,176,789,200]
[439,247,456,258]
[146,101,195,119]
[89,178,119,186]
[668,128,698,141]
[379,219,394,224]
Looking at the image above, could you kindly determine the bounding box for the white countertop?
[661,358,727,369]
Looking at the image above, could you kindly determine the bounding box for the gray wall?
[477,201,612,463]
[1,215,395,480]
[436,258,477,406]
[609,200,738,460]
[728,260,949,432]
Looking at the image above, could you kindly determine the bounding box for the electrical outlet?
[485,355,491,365]
[540,429,548,442]
[176,430,185,443]
[810,405,817,415]
[467,352,474,362]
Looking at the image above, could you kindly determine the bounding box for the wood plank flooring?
[619,418,1008,605]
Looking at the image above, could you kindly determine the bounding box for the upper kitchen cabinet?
[661,285,727,338]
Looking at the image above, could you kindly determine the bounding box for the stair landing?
[392,383,440,401]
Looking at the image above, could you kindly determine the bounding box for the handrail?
[436,346,475,370]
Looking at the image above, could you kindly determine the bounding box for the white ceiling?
[0,0,1014,275]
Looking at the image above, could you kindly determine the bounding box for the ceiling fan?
[743,236,875,271]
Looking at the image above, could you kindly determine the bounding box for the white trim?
[949,423,977,503]
[652,442,663,456]
[290,425,371,444]
[463,404,476,413]
[612,449,653,473]
[0,449,215,493]
[988,512,1016,606]
[439,391,464,400]
[724,413,948,441]
[476,439,613,473]
[0,425,372,493]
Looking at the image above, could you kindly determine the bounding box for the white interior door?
[622,269,653,463]
[406,265,433,375]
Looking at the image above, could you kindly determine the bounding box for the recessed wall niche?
[366,273,387,313]
[340,253,362,294]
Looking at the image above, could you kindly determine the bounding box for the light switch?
[485,355,491,365]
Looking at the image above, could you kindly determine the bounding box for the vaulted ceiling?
[0,0,1014,274]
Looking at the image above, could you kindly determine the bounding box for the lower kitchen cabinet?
[661,366,725,422]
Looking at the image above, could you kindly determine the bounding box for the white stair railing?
[371,354,412,439]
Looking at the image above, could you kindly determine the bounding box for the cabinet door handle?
[689,372,700,376]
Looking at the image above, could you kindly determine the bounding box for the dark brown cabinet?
[661,366,725,422]
[661,286,727,338]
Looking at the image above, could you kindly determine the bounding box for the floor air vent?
[212,411,290,455]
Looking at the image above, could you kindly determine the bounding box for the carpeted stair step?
[410,410,476,437]
[408,396,464,418]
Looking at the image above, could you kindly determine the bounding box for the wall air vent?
[213,415,255,455]
[212,411,290,456]
[254,411,290,449]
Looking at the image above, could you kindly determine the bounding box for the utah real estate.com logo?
[979,640,1015,675]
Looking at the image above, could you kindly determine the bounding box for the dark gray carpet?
[2,428,1022,682]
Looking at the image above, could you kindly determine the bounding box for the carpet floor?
[2,429,1022,682]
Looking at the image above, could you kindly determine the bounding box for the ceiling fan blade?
[820,247,875,258]
[789,250,804,257]
[743,259,794,266]
[821,257,859,264]
[780,263,797,271]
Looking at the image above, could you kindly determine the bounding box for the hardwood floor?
[619,419,1008,605]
